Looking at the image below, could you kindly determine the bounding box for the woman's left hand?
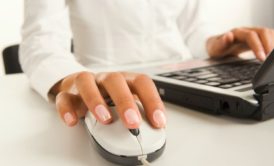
[207,27,274,61]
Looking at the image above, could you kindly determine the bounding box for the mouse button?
[138,124,166,154]
[135,100,143,110]
[84,112,97,131]
[92,117,143,156]
[109,106,119,121]
[135,101,146,117]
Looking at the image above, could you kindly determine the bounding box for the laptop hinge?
[254,83,274,120]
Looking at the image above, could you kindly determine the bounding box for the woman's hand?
[207,27,274,61]
[51,72,166,129]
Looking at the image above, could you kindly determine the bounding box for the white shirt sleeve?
[178,0,223,58]
[19,0,88,101]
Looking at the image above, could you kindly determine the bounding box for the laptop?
[141,50,274,121]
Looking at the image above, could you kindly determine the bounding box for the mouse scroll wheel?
[129,129,140,136]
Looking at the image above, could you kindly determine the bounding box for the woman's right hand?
[51,72,166,129]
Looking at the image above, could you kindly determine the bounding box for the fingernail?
[153,109,166,128]
[124,109,140,125]
[258,51,266,61]
[64,112,75,126]
[95,105,111,122]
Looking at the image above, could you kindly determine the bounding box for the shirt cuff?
[29,58,88,101]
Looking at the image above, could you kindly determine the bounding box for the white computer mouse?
[83,102,166,165]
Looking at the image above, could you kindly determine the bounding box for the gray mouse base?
[93,135,166,166]
[83,121,165,166]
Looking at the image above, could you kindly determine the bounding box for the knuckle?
[56,91,68,100]
[248,31,257,37]
[60,80,69,91]
[247,31,258,39]
[75,71,94,83]
[232,27,244,33]
[232,28,240,32]
[55,92,70,111]
[260,28,269,34]
[60,74,78,91]
[116,97,134,107]
[133,74,152,85]
[104,72,123,82]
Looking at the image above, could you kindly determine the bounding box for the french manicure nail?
[64,112,75,126]
[258,51,266,61]
[124,109,140,125]
[153,109,166,128]
[95,105,111,122]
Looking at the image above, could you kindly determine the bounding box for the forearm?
[20,0,88,101]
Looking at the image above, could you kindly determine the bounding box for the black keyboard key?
[197,74,219,79]
[218,78,239,85]
[241,80,251,84]
[185,78,198,82]
[207,77,221,81]
[172,71,188,76]
[187,71,214,77]
[173,76,187,80]
[160,73,174,77]
[196,80,209,84]
[205,82,221,86]
[232,82,243,87]
[219,84,233,89]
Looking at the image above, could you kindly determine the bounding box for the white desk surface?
[1,74,274,166]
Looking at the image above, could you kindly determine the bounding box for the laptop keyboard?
[158,60,261,90]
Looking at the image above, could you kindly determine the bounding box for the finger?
[56,92,83,127]
[207,32,235,58]
[60,73,79,92]
[97,72,142,129]
[260,31,273,55]
[225,43,250,56]
[216,32,236,55]
[50,73,79,97]
[75,72,112,124]
[125,73,166,128]
[222,31,235,45]
[232,28,266,61]
[251,28,274,54]
[272,31,274,53]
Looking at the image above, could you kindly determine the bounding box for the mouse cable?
[139,155,151,166]
[140,158,151,166]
